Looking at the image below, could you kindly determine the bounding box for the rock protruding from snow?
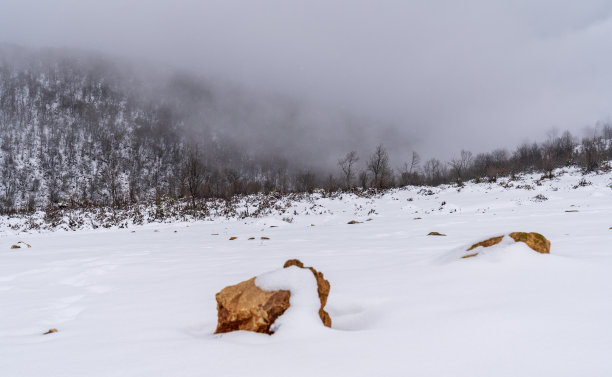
[214,260,331,335]
[214,277,290,335]
[508,232,551,254]
[282,259,332,328]
[463,232,551,258]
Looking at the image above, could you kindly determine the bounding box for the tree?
[183,149,205,213]
[409,151,420,174]
[295,170,317,193]
[358,170,368,189]
[582,137,601,172]
[423,158,446,186]
[449,150,472,182]
[338,151,359,189]
[367,145,391,189]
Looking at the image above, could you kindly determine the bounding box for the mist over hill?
[0,45,410,212]
[1,45,611,215]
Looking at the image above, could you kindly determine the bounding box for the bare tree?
[358,170,368,189]
[449,150,473,182]
[367,144,391,189]
[183,149,205,213]
[296,170,316,193]
[409,151,421,173]
[338,151,359,189]
[423,158,446,186]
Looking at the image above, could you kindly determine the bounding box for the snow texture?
[255,266,325,337]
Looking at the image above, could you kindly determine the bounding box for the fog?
[2,0,612,164]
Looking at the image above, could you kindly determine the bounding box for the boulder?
[214,259,331,335]
[427,232,446,236]
[214,278,290,334]
[508,232,551,254]
[463,232,550,258]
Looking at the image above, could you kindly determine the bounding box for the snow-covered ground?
[2,168,612,377]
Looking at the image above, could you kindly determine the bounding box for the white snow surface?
[255,266,324,337]
[1,167,612,376]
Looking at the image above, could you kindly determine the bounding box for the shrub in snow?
[573,178,592,189]
[532,194,548,202]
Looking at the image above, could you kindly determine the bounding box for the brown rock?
[466,235,504,252]
[261,237,270,240]
[428,232,446,236]
[10,245,20,249]
[214,278,290,334]
[283,259,332,328]
[508,232,551,254]
[229,237,238,240]
[463,232,550,258]
[347,220,361,224]
[214,260,332,335]
[43,328,58,335]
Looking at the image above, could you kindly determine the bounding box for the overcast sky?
[2,0,612,160]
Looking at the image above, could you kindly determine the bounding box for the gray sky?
[2,0,612,161]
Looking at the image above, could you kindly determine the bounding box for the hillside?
[0,46,373,214]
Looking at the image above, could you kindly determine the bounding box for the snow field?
[1,167,612,376]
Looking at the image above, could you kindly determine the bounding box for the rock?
[347,220,361,224]
[214,259,332,335]
[10,245,20,249]
[565,210,579,213]
[463,232,550,258]
[508,232,551,254]
[283,259,332,328]
[43,328,58,335]
[248,237,255,240]
[427,232,446,236]
[229,237,238,240]
[466,235,504,252]
[214,278,290,334]
[261,237,270,240]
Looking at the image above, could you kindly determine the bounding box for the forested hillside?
[1,46,612,217]
[0,46,327,214]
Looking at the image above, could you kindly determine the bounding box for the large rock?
[214,277,290,334]
[214,259,331,335]
[463,232,550,258]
